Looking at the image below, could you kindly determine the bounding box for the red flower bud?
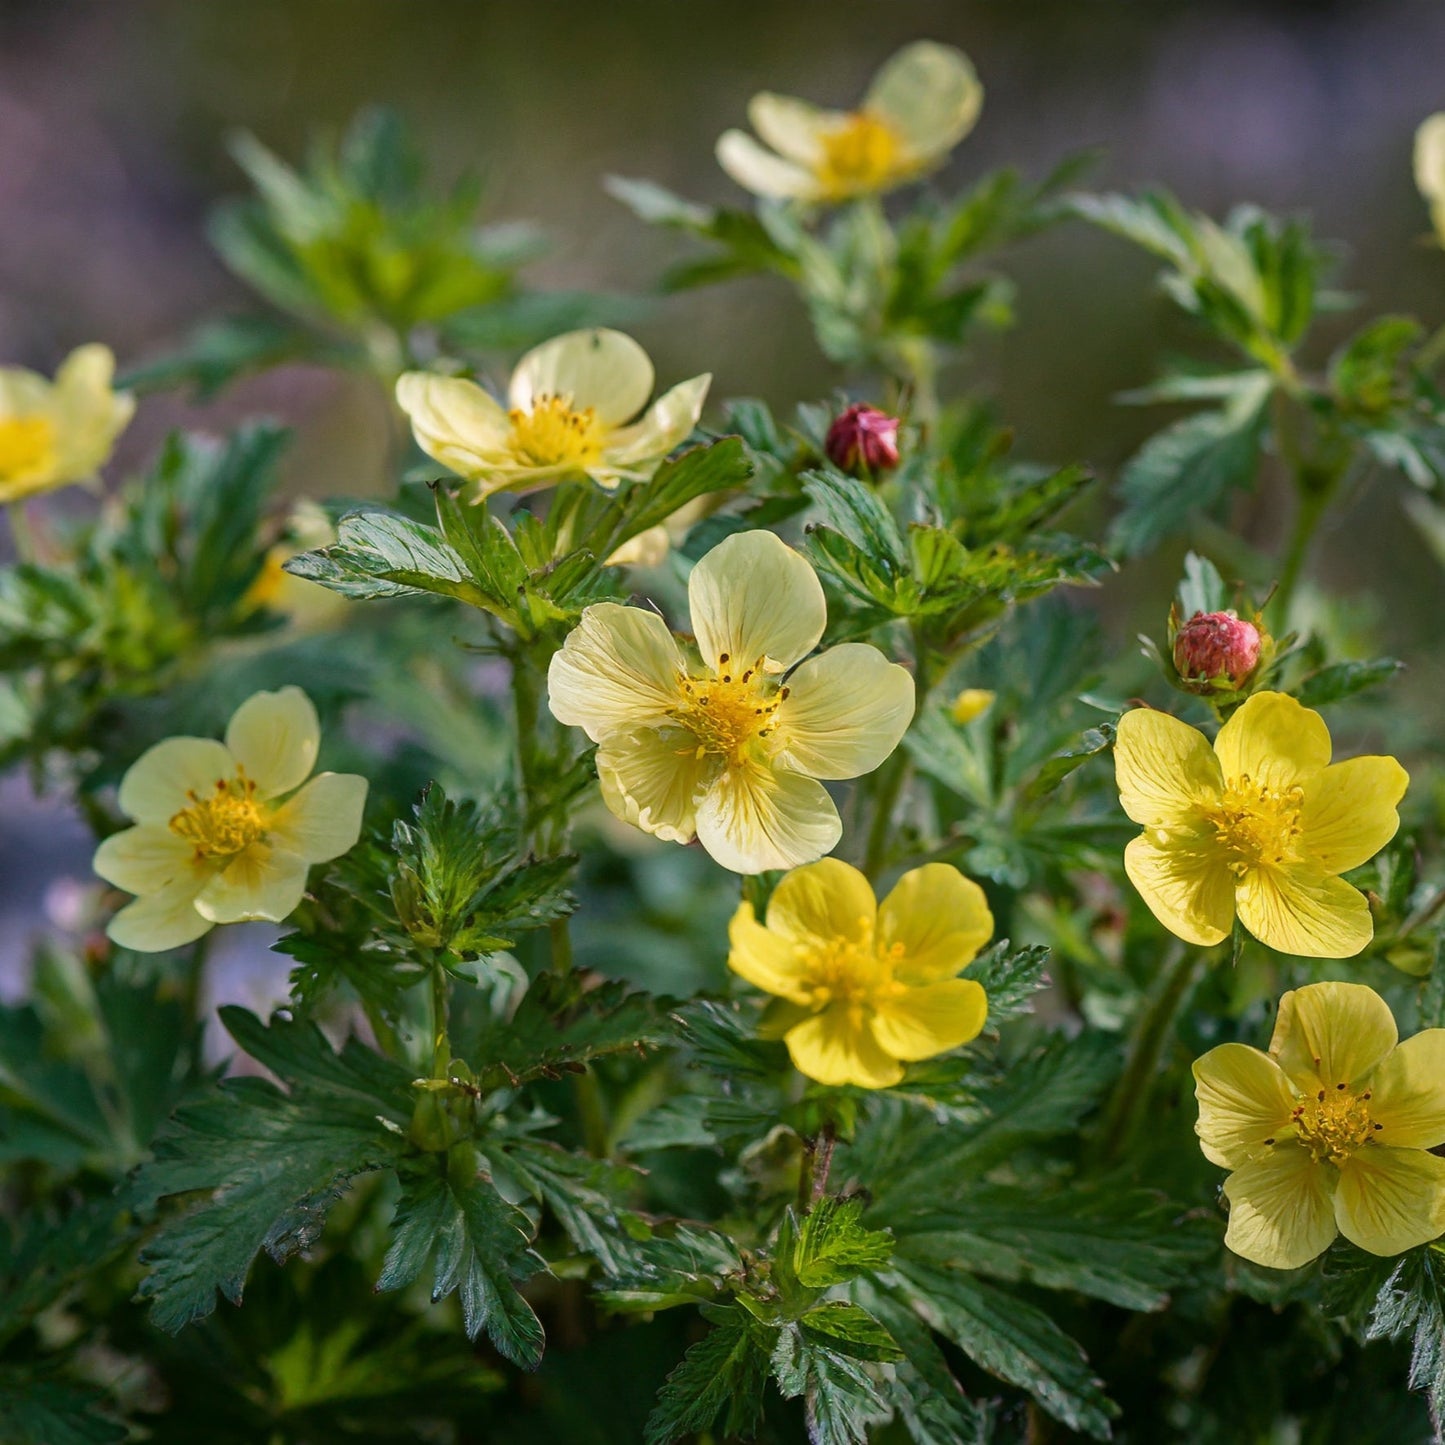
[825,404,900,474]
[1173,610,1262,689]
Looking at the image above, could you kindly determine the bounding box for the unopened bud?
[1172,610,1262,690]
[950,688,995,725]
[825,404,901,475]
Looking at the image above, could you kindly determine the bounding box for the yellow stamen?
[169,772,265,859]
[671,654,788,771]
[0,415,56,482]
[1202,775,1305,876]
[1290,1084,1377,1165]
[816,112,906,199]
[797,915,905,1019]
[506,394,605,469]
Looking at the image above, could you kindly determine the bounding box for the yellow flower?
[728,858,991,1088]
[1415,113,1445,245]
[949,688,995,726]
[395,328,710,499]
[716,41,982,204]
[547,530,915,874]
[0,344,134,504]
[1114,691,1407,958]
[94,688,367,952]
[1194,981,1445,1269]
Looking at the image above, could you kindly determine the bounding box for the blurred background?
[4,0,1445,985]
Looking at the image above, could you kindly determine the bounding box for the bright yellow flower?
[716,41,982,204]
[1415,113,1445,245]
[1194,981,1445,1269]
[729,858,991,1088]
[949,688,995,726]
[94,688,367,952]
[1114,692,1407,958]
[547,530,915,874]
[0,344,134,504]
[395,329,710,499]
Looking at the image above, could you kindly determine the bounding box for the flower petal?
[194,842,310,924]
[1193,1043,1297,1170]
[1214,691,1331,791]
[865,41,983,160]
[268,772,367,864]
[871,978,987,1063]
[54,344,133,479]
[93,825,198,895]
[1113,707,1222,827]
[395,372,511,478]
[117,737,237,825]
[746,93,834,165]
[1268,981,1398,1093]
[1300,756,1408,875]
[1415,113,1445,205]
[1362,1030,1445,1149]
[1334,1146,1445,1257]
[785,1008,902,1089]
[509,329,654,427]
[1222,1145,1337,1270]
[694,764,841,875]
[602,374,712,469]
[727,900,813,1003]
[1235,862,1372,959]
[716,129,821,200]
[1123,831,1234,947]
[878,864,993,983]
[766,857,876,949]
[224,686,320,799]
[687,530,825,674]
[547,603,684,742]
[107,873,214,953]
[596,724,706,845]
[773,644,914,781]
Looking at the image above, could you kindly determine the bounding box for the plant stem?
[430,959,451,1078]
[1271,480,1332,627]
[797,1119,837,1211]
[861,749,909,879]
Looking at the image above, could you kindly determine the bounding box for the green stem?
[796,1119,838,1211]
[430,960,451,1078]
[861,749,909,879]
[1271,481,1332,627]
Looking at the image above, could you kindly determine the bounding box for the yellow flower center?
[672,654,787,769]
[816,112,906,198]
[0,415,56,482]
[1202,776,1304,875]
[507,395,605,469]
[798,915,905,1022]
[169,772,266,859]
[1289,1083,1379,1164]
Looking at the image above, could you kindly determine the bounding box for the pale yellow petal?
[716,129,821,201]
[773,644,914,781]
[602,374,711,468]
[864,41,983,161]
[224,686,319,799]
[693,763,841,875]
[93,825,198,895]
[194,842,310,924]
[1364,1031,1445,1148]
[0,364,54,417]
[785,1008,902,1089]
[53,344,133,478]
[765,857,876,948]
[595,724,706,845]
[871,978,987,1062]
[1269,981,1398,1093]
[509,328,653,427]
[878,864,993,983]
[1192,1043,1297,1169]
[687,530,825,674]
[395,372,510,478]
[268,772,367,864]
[1123,831,1234,947]
[727,900,813,1003]
[1214,691,1331,791]
[107,874,213,953]
[1299,756,1408,875]
[1415,113,1445,206]
[605,524,671,569]
[547,603,684,741]
[1236,863,1372,959]
[746,93,833,165]
[1222,1145,1338,1270]
[117,737,236,825]
[1334,1146,1445,1257]
[1113,707,1221,827]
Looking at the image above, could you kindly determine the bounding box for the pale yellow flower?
[729,858,991,1088]
[94,688,367,952]
[546,530,915,874]
[0,344,134,504]
[1114,692,1407,958]
[1415,112,1445,244]
[395,329,710,499]
[1195,981,1445,1269]
[716,41,982,204]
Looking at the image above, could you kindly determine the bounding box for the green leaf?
[966,941,1052,1025]
[441,290,648,353]
[797,1301,903,1362]
[0,1373,126,1445]
[1025,723,1116,799]
[606,437,753,552]
[771,1323,890,1445]
[643,1305,772,1445]
[118,313,323,398]
[1295,658,1403,708]
[1330,316,1423,417]
[1365,1243,1445,1424]
[803,469,908,568]
[792,1196,895,1290]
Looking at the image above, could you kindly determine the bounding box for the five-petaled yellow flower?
[728,858,991,1089]
[0,344,134,505]
[1114,691,1407,958]
[547,529,915,874]
[1415,113,1445,245]
[1195,981,1445,1269]
[395,328,710,499]
[94,687,367,952]
[716,41,982,205]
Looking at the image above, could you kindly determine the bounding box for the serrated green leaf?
[966,941,1051,1025]
[0,1373,126,1445]
[798,1301,903,1362]
[643,1306,772,1445]
[1295,658,1403,708]
[793,1196,895,1290]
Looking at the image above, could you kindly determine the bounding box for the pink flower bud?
[1172,610,1262,688]
[825,404,901,474]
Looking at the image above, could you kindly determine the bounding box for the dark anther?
[1336,1082,1347,1090]
[1317,1090,1326,1102]
[1263,1137,1275,1146]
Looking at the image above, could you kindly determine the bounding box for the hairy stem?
[797,1119,838,1211]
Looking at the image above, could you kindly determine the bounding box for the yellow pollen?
[169,772,265,859]
[816,111,906,198]
[0,415,57,482]
[798,915,904,1018]
[1290,1084,1377,1165]
[1202,775,1304,876]
[506,394,605,469]
[671,655,788,769]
